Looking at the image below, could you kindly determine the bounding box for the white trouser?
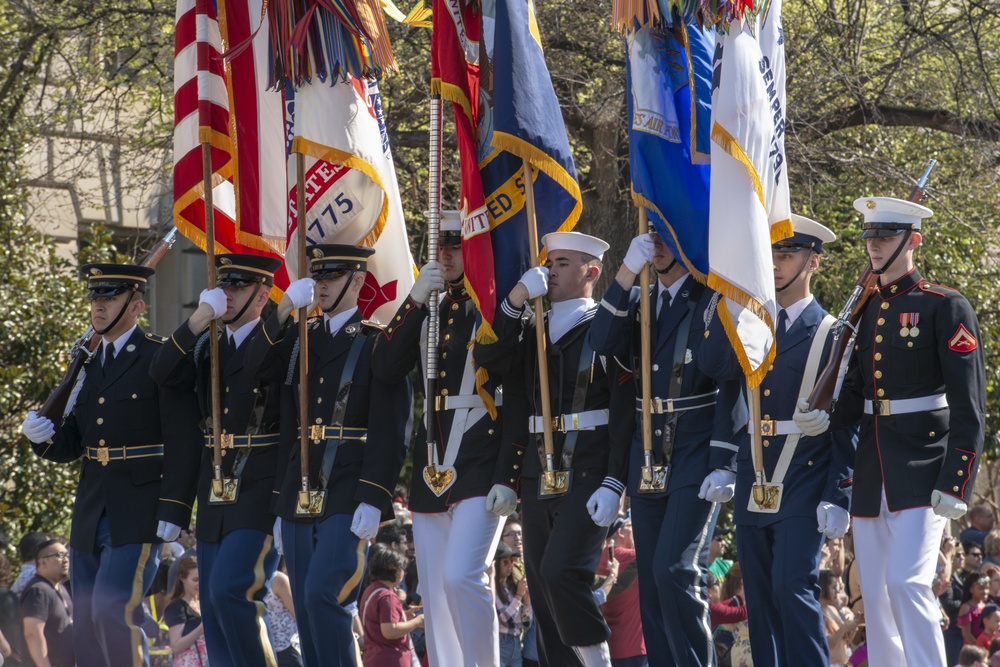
[413,496,505,667]
[573,641,611,667]
[853,492,947,667]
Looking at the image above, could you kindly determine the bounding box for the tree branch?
[795,102,1000,142]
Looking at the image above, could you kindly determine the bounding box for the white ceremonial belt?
[864,393,948,416]
[434,393,503,411]
[637,390,718,414]
[529,409,609,433]
[751,419,802,436]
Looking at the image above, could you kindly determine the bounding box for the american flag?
[173,0,287,290]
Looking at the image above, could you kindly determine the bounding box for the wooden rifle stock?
[39,226,179,423]
[806,159,936,411]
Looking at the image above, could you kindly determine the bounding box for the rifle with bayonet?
[806,160,936,412]
[39,226,179,423]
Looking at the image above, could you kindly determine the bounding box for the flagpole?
[296,151,313,513]
[522,157,560,493]
[198,0,225,497]
[749,382,766,505]
[424,93,443,490]
[636,208,658,490]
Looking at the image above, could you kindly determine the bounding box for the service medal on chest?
[900,313,920,338]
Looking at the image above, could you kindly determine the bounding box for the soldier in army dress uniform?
[795,197,986,666]
[476,232,633,667]
[245,245,411,667]
[701,215,856,667]
[590,232,745,667]
[21,264,201,667]
[150,254,284,667]
[371,213,508,666]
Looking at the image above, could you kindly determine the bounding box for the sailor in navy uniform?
[244,244,411,667]
[476,232,633,667]
[795,197,986,666]
[701,215,856,667]
[150,254,284,667]
[21,263,201,667]
[371,212,506,666]
[589,232,745,667]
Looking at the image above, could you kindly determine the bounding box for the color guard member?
[795,197,986,666]
[21,263,200,667]
[245,245,411,667]
[371,213,506,666]
[150,254,284,667]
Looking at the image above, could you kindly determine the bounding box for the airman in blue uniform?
[589,232,744,667]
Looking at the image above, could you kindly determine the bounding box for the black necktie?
[656,290,671,335]
[102,343,114,374]
[324,318,332,335]
[777,309,789,343]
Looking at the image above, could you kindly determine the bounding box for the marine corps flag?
[430,0,495,333]
[625,18,713,277]
[707,15,792,388]
[478,0,582,315]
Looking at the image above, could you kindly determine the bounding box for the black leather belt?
[297,425,368,443]
[85,444,164,466]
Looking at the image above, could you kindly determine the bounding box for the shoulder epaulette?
[360,319,386,333]
[145,333,168,344]
[917,281,958,297]
[307,316,323,330]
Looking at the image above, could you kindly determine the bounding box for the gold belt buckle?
[97,447,110,466]
[759,419,777,436]
[550,416,562,433]
[310,425,325,443]
[874,399,891,416]
[220,433,235,449]
[435,395,447,411]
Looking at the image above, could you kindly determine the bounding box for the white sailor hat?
[773,214,837,253]
[541,231,610,261]
[854,196,932,238]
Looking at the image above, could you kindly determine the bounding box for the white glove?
[21,411,55,444]
[156,521,182,542]
[411,261,445,305]
[793,398,830,436]
[273,517,283,556]
[931,490,969,520]
[698,469,737,503]
[623,234,657,274]
[350,502,382,541]
[284,278,316,310]
[586,487,622,527]
[199,287,228,319]
[486,484,518,517]
[816,501,851,539]
[518,267,549,300]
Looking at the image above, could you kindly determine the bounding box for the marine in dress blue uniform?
[370,214,506,667]
[589,233,744,667]
[21,264,201,667]
[701,215,856,667]
[245,245,411,667]
[150,254,284,667]
[476,232,633,667]
[795,197,986,666]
